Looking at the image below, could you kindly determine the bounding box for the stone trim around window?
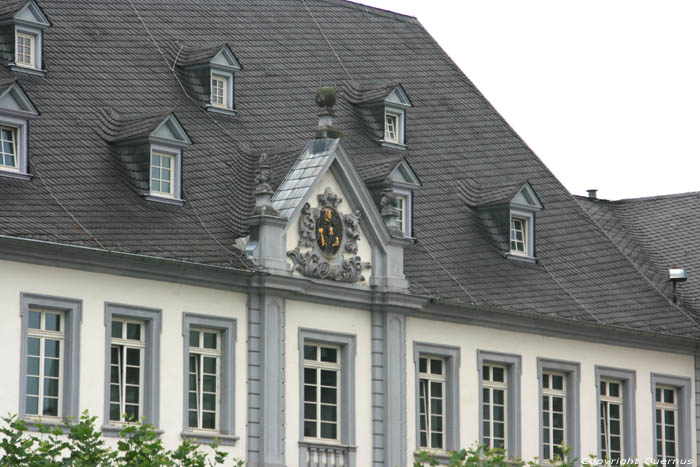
[102,302,161,436]
[537,358,580,461]
[412,342,461,454]
[650,373,692,460]
[297,328,357,467]
[181,313,238,445]
[19,293,82,429]
[595,366,637,458]
[477,350,522,458]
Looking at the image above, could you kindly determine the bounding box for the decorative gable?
[98,108,191,205]
[0,0,51,75]
[175,43,241,115]
[0,78,38,117]
[0,78,38,179]
[347,81,413,149]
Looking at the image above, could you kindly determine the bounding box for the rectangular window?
[0,126,18,170]
[482,363,507,450]
[104,303,161,436]
[150,151,174,196]
[16,32,35,68]
[510,217,527,254]
[303,342,340,441]
[25,309,64,418]
[109,319,145,423]
[187,328,221,431]
[655,386,678,461]
[542,371,567,460]
[385,113,399,143]
[600,379,623,460]
[396,195,405,233]
[418,356,446,449]
[211,75,227,108]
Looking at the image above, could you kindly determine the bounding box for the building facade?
[0,0,698,466]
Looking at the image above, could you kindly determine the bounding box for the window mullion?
[120,345,126,420]
[38,335,45,415]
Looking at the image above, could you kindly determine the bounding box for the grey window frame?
[537,358,580,461]
[181,313,238,445]
[103,303,161,436]
[650,373,691,460]
[298,329,356,462]
[19,293,81,428]
[0,115,30,179]
[595,366,636,458]
[413,342,461,452]
[477,350,521,457]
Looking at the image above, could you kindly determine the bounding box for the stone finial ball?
[315,86,337,108]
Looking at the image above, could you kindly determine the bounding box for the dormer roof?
[175,43,241,71]
[98,108,192,147]
[0,0,50,27]
[462,179,543,210]
[0,77,39,117]
[346,81,412,107]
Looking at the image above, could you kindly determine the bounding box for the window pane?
[188,411,198,428]
[430,432,443,449]
[600,381,606,396]
[110,384,120,402]
[304,402,316,420]
[304,384,316,402]
[44,378,59,397]
[320,422,337,439]
[320,387,336,404]
[320,347,337,363]
[304,421,316,437]
[492,366,504,382]
[126,323,141,340]
[320,369,337,386]
[203,332,217,349]
[609,382,620,397]
[45,314,60,332]
[320,404,337,422]
[419,357,427,373]
[26,376,39,395]
[430,398,442,415]
[125,405,138,421]
[45,340,60,358]
[430,381,442,398]
[25,396,38,415]
[43,397,58,416]
[430,359,442,375]
[202,412,215,429]
[664,410,675,425]
[27,337,40,356]
[125,386,139,403]
[28,311,41,329]
[44,359,59,378]
[203,357,217,375]
[203,393,216,410]
[112,321,123,338]
[203,375,216,392]
[493,405,504,422]
[126,367,140,384]
[188,392,197,409]
[493,389,504,405]
[110,404,120,421]
[482,365,490,380]
[552,375,564,390]
[126,348,140,365]
[303,345,316,360]
[609,403,620,419]
[664,389,674,404]
[189,330,199,347]
[552,397,563,413]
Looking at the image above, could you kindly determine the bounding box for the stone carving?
[287,186,370,283]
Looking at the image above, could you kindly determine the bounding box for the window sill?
[413,449,453,464]
[506,252,537,264]
[205,105,237,116]
[101,424,164,437]
[144,194,185,206]
[0,170,32,180]
[9,64,46,76]
[380,140,407,150]
[21,417,70,432]
[181,430,239,446]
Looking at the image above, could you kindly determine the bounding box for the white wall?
[0,259,248,462]
[406,316,696,463]
[285,169,374,284]
[284,299,373,466]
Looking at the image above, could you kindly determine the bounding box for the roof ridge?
[315,0,418,24]
[575,190,700,204]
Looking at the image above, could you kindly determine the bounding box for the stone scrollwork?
[288,187,371,283]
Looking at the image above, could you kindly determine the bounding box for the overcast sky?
[358,0,700,200]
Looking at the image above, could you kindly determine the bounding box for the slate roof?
[345,81,401,105]
[0,0,697,336]
[97,108,176,143]
[0,0,28,20]
[459,178,528,207]
[577,192,700,322]
[175,43,230,68]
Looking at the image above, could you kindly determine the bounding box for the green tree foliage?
[0,412,244,466]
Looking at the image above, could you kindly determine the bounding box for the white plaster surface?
[405,316,696,463]
[284,299,373,466]
[0,259,248,462]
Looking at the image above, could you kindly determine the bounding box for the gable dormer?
[174,43,241,115]
[0,78,38,180]
[98,108,192,205]
[461,179,544,263]
[0,0,50,75]
[347,81,413,150]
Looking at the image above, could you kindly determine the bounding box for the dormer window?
[98,109,191,205]
[175,43,241,115]
[0,0,51,75]
[347,82,413,150]
[384,113,398,143]
[0,78,39,180]
[510,216,527,255]
[395,194,406,232]
[15,32,36,68]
